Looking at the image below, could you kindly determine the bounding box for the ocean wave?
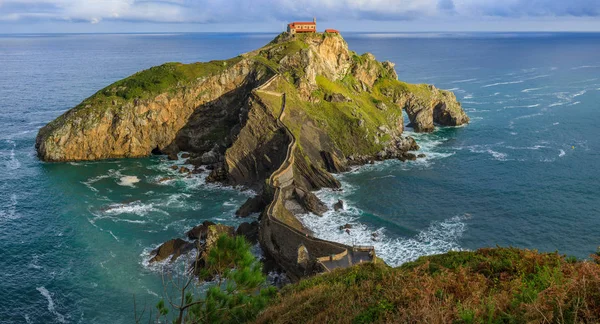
[521,87,545,93]
[0,193,19,221]
[1,140,21,170]
[559,150,566,157]
[451,78,477,83]
[514,112,543,120]
[482,80,524,88]
[504,104,540,109]
[101,201,169,217]
[300,187,468,266]
[36,287,68,324]
[505,145,547,150]
[569,101,581,106]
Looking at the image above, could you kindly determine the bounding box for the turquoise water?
[1,32,600,323]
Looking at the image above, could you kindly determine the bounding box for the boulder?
[236,221,260,244]
[339,223,352,230]
[186,221,216,240]
[333,199,344,211]
[418,153,426,158]
[149,238,194,263]
[170,165,179,170]
[168,153,179,161]
[236,195,266,217]
[205,224,235,250]
[179,166,190,174]
[181,153,190,159]
[294,188,328,216]
[324,93,351,103]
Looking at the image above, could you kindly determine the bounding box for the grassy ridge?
[256,248,600,323]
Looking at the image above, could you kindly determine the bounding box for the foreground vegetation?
[256,247,600,323]
[138,235,276,324]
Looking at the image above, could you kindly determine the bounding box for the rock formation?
[37,32,469,280]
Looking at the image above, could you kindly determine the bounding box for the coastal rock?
[236,195,266,217]
[36,32,470,281]
[186,221,216,240]
[339,224,352,230]
[205,224,235,250]
[149,238,194,263]
[294,188,328,216]
[236,221,260,244]
[333,199,344,211]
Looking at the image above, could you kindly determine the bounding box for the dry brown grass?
[255,248,600,324]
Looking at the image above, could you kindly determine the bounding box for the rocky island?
[36,32,469,280]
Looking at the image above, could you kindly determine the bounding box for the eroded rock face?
[403,86,470,133]
[149,238,194,263]
[36,59,263,162]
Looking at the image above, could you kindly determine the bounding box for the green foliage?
[185,235,275,323]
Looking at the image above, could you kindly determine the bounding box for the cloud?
[0,0,599,24]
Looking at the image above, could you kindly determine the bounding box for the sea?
[1,32,599,323]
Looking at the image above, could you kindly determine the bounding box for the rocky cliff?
[37,32,468,166]
[36,32,469,278]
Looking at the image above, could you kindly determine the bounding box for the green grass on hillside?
[256,248,600,324]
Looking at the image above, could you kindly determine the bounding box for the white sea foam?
[572,90,587,98]
[36,287,67,323]
[504,104,540,109]
[569,101,581,106]
[553,122,560,125]
[522,87,545,93]
[118,175,140,187]
[482,80,524,88]
[0,193,19,221]
[559,150,566,157]
[451,78,477,83]
[300,187,468,266]
[514,113,543,120]
[101,201,168,217]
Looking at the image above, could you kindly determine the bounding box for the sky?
[0,0,599,33]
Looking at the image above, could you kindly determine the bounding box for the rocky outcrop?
[149,238,194,263]
[236,195,266,217]
[36,59,269,162]
[186,221,216,240]
[403,86,469,132]
[38,32,470,281]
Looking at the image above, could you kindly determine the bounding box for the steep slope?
[256,248,600,323]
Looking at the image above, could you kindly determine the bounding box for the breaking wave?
[300,186,468,267]
[36,287,68,323]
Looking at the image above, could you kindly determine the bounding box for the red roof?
[290,22,316,26]
[325,29,339,33]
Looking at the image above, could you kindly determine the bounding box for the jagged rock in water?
[293,188,328,216]
[236,195,266,217]
[333,199,344,211]
[149,238,194,263]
